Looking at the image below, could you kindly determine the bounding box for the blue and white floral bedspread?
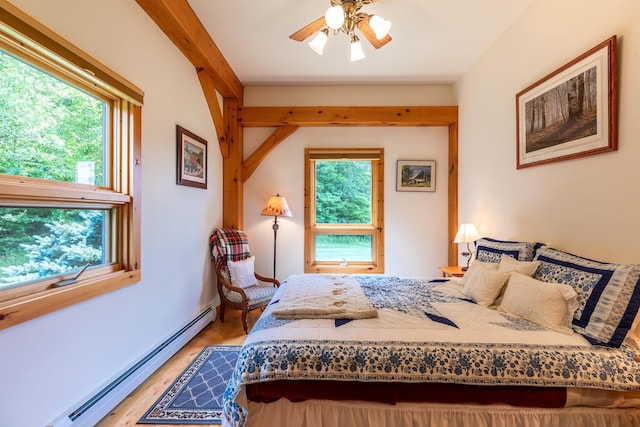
[223,275,640,426]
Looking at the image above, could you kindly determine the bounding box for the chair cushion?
[223,284,277,308]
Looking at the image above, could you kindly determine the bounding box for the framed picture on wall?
[516,36,617,169]
[176,125,207,189]
[396,160,436,192]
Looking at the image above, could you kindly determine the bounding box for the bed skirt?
[223,400,640,427]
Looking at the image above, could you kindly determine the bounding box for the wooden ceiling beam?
[238,106,458,127]
[135,0,243,100]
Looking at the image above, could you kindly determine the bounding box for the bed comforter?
[223,275,640,427]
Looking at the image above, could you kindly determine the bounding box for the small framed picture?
[396,160,436,192]
[176,125,207,189]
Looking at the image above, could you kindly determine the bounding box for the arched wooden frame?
[135,0,459,264]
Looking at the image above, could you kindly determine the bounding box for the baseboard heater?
[48,307,215,427]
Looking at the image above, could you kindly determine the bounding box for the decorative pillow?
[499,272,578,335]
[498,253,541,276]
[475,237,544,263]
[460,260,498,286]
[461,265,510,307]
[624,313,640,347]
[228,256,258,289]
[533,246,640,347]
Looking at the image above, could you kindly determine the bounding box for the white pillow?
[460,260,499,286]
[498,253,540,276]
[228,256,258,289]
[461,266,510,307]
[499,272,578,335]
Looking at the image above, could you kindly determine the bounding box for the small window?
[305,148,384,274]
[0,4,142,329]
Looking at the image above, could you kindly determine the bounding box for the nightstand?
[438,266,465,278]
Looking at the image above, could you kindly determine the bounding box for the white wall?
[0,1,222,426]
[457,0,640,263]
[242,86,455,280]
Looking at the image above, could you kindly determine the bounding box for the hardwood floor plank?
[96,308,262,427]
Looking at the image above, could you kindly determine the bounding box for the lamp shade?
[350,39,366,61]
[325,5,345,30]
[369,15,391,39]
[453,223,480,243]
[308,30,328,55]
[261,194,292,217]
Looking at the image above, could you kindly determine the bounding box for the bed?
[222,239,640,427]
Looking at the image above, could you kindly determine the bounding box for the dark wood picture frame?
[176,125,207,189]
[516,36,617,169]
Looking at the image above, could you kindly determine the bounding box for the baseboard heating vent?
[48,307,214,427]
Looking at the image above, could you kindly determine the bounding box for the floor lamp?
[260,194,292,280]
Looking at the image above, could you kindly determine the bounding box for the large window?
[305,148,384,274]
[0,3,142,330]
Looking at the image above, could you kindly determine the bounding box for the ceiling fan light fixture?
[369,15,391,40]
[325,5,345,30]
[350,36,366,61]
[289,0,392,60]
[308,29,329,55]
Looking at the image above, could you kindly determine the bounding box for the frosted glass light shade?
[308,30,328,55]
[350,40,365,61]
[325,5,345,30]
[369,15,391,39]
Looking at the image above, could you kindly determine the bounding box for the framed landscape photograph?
[516,36,617,169]
[176,125,207,189]
[396,160,436,192]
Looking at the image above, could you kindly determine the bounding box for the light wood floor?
[96,308,262,427]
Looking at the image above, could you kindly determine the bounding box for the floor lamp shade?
[261,195,292,218]
[261,194,292,280]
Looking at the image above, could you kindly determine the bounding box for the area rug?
[138,345,240,424]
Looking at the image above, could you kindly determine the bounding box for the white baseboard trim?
[47,306,215,427]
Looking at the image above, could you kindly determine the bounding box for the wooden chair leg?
[241,306,249,334]
[220,303,226,323]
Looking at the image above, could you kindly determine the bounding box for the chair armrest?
[215,268,248,299]
[254,272,280,287]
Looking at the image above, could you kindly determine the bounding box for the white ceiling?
[188,0,535,85]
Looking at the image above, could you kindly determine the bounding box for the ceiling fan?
[289,0,392,61]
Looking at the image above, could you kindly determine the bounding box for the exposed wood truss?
[240,106,460,264]
[242,125,300,183]
[238,106,459,127]
[135,1,460,264]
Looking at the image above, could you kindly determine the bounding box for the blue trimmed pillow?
[474,237,544,263]
[533,246,640,347]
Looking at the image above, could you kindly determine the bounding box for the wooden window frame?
[304,148,384,274]
[0,1,143,330]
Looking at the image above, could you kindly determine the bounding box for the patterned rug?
[138,345,240,424]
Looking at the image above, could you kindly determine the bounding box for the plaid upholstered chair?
[209,227,280,333]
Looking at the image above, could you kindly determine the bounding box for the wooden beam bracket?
[242,125,299,182]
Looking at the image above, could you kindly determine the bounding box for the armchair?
[209,227,280,333]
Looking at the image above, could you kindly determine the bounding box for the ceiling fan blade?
[289,16,327,42]
[358,19,391,49]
